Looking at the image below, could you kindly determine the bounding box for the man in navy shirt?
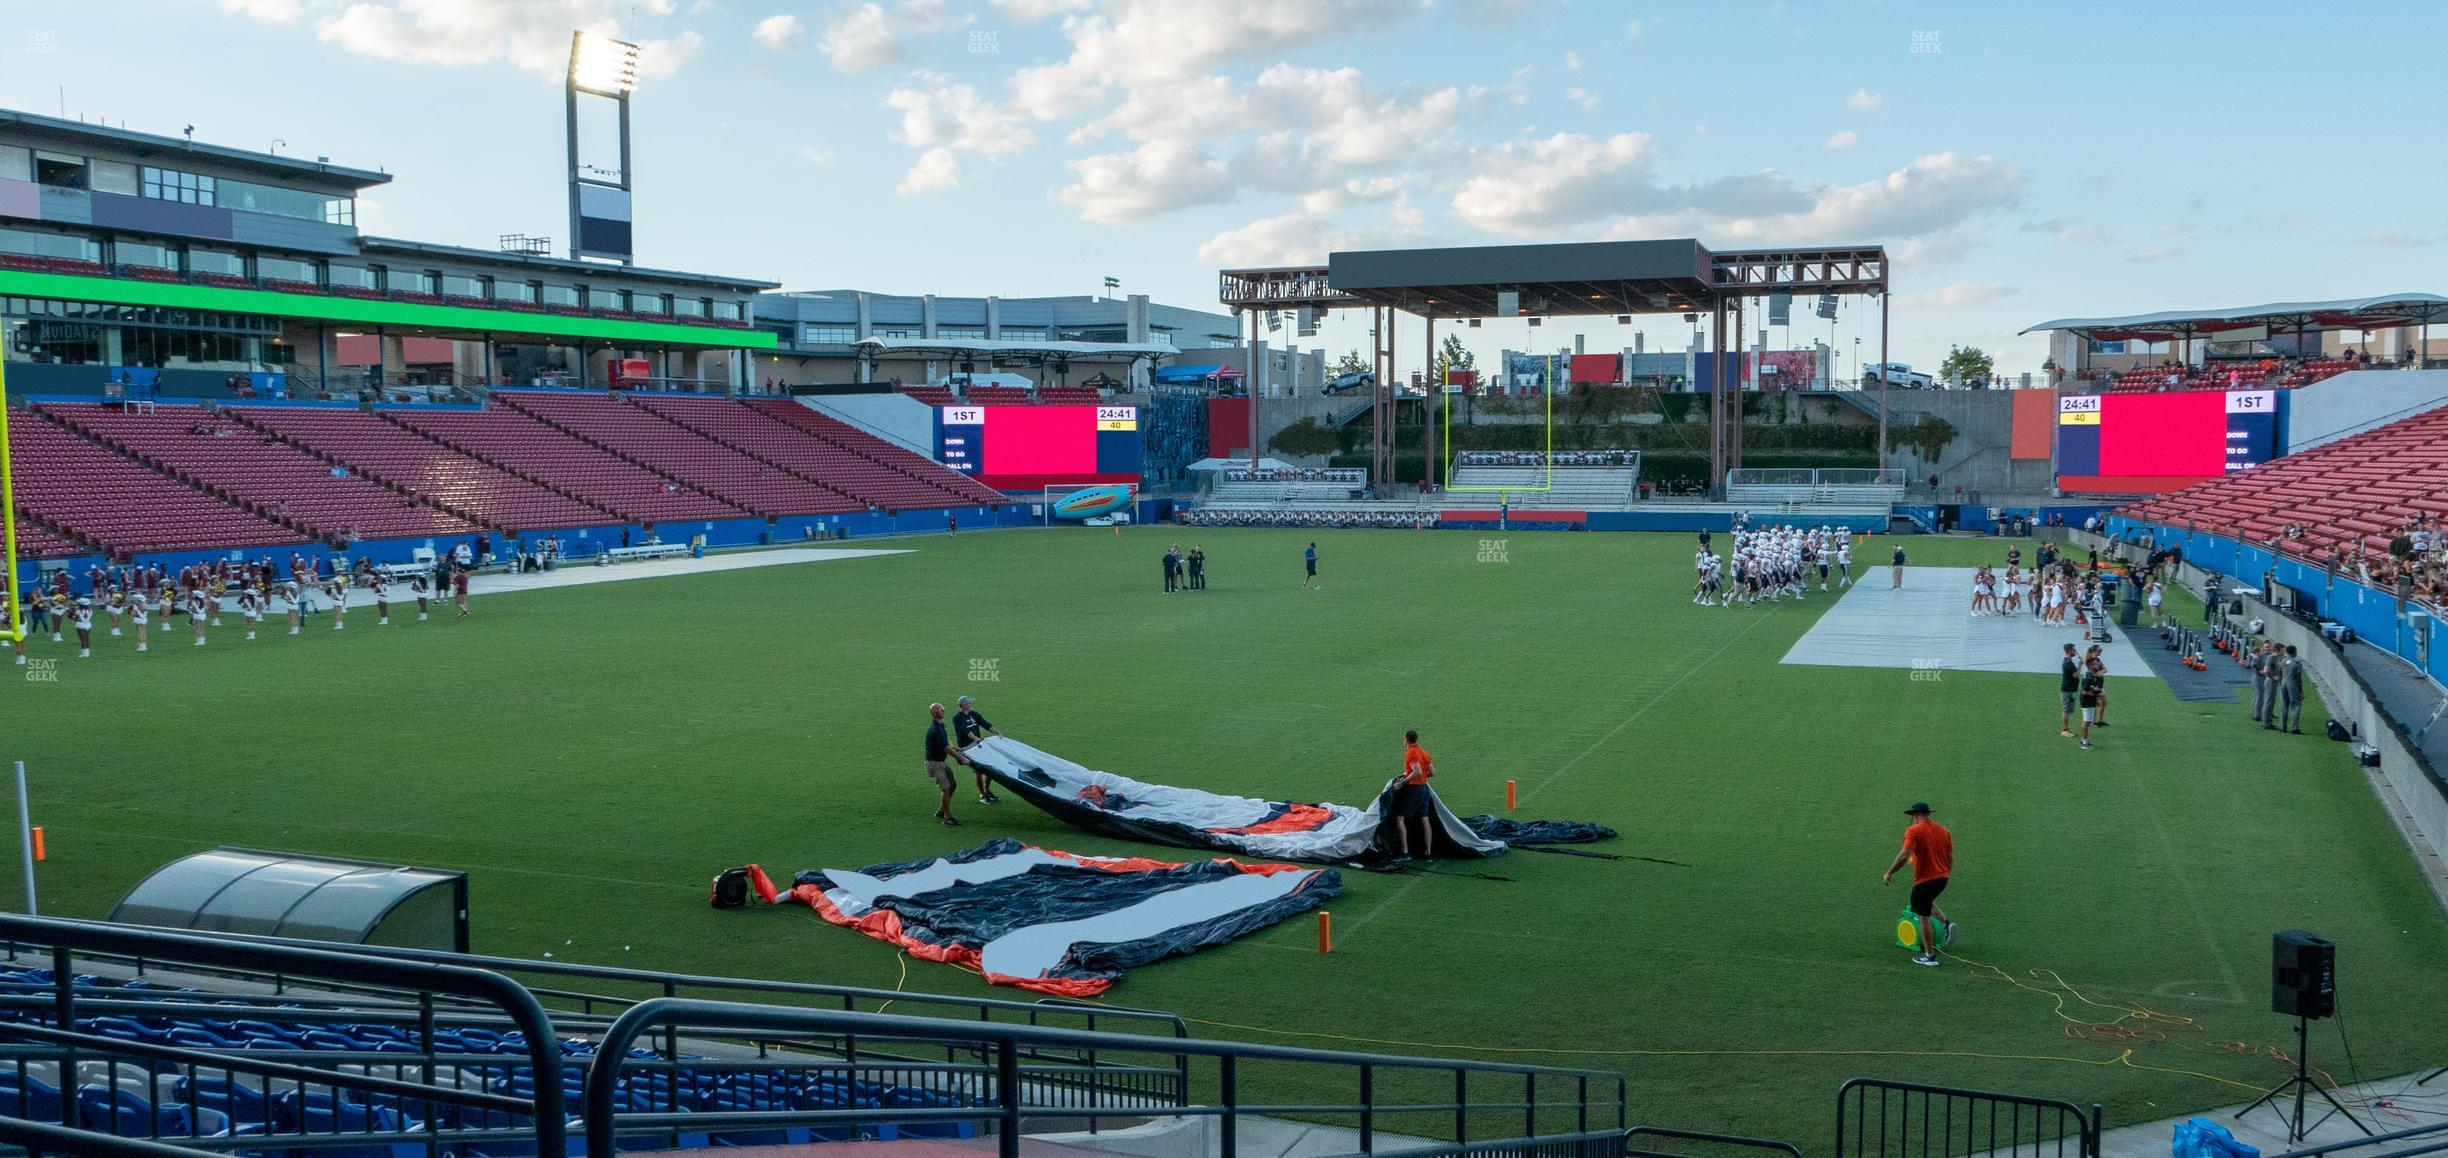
[952,695,1001,805]
[1304,542,1320,589]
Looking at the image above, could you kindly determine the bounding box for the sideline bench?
[602,543,691,564]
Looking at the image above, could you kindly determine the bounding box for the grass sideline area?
[9,528,2446,1143]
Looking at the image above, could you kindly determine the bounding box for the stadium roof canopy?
[1219,239,1888,319]
[854,337,1176,363]
[2023,293,2448,342]
[0,108,393,189]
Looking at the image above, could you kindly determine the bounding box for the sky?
[4,0,2444,379]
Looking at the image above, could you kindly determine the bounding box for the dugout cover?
[781,840,1338,996]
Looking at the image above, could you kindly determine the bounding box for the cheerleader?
[209,571,227,626]
[71,597,93,659]
[284,581,304,635]
[187,586,210,646]
[46,593,66,643]
[236,585,262,640]
[2146,577,2166,627]
[153,580,175,627]
[1969,566,1994,616]
[105,586,126,636]
[325,576,348,631]
[2000,567,2023,615]
[130,585,150,652]
[410,572,431,621]
[371,573,391,626]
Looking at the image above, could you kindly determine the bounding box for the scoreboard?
[934,404,1143,492]
[2055,389,2282,494]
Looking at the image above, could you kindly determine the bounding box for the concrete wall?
[799,392,935,454]
[1869,388,2053,497]
[2284,368,2448,453]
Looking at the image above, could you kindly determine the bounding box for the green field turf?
[8,528,2446,1144]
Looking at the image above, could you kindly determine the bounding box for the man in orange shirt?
[1881,801,1956,967]
[1389,730,1437,860]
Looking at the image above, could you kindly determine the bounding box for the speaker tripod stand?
[2238,1016,2372,1144]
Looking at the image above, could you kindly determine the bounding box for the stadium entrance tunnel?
[109,846,470,952]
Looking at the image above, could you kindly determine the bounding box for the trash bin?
[2119,598,2141,627]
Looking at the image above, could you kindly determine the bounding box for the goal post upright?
[0,354,21,646]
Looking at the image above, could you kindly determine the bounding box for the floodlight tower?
[565,31,640,265]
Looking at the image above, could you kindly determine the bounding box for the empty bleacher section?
[1723,467,1906,509]
[746,399,1006,507]
[894,385,957,406]
[0,914,1626,1157]
[2120,403,2448,560]
[1447,451,1642,509]
[628,394,960,513]
[230,406,618,532]
[1037,385,1105,404]
[493,391,863,517]
[40,403,479,543]
[9,416,305,557]
[962,385,1032,405]
[387,405,752,525]
[1185,467,1433,528]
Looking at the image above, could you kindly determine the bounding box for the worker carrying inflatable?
[958,736,1611,864]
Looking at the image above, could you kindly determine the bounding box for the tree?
[1434,334,1476,385]
[1331,349,1370,379]
[1267,417,1340,459]
[1939,344,1996,386]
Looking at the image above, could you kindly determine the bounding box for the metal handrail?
[582,999,1627,1158]
[19,915,1189,1039]
[1625,1126,1803,1157]
[2274,1117,2448,1158]
[1835,1077,2100,1158]
[0,914,568,1157]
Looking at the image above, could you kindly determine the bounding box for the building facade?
[752,290,1239,390]
[0,109,775,401]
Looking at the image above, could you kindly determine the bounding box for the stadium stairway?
[383,405,752,526]
[228,406,622,534]
[492,391,866,519]
[744,399,1005,509]
[8,410,309,557]
[2119,403,2448,558]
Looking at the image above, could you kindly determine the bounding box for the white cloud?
[1903,282,2016,308]
[227,0,697,77]
[1450,132,1658,235]
[819,0,967,74]
[218,0,311,21]
[898,147,960,195]
[885,78,1035,153]
[1195,211,1434,267]
[2356,230,2432,249]
[1567,87,1599,111]
[1847,88,1882,111]
[986,0,1089,23]
[2129,246,2181,263]
[1561,49,1582,71]
[1825,130,1857,149]
[752,13,802,50]
[1624,19,1644,37]
[1058,140,1234,223]
[800,145,835,164]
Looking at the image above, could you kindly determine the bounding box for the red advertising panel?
[2009,389,2055,460]
[2100,391,2228,475]
[983,406,1098,476]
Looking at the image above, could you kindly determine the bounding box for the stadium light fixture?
[571,32,641,94]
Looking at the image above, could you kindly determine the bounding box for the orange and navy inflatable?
[1052,484,1134,520]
